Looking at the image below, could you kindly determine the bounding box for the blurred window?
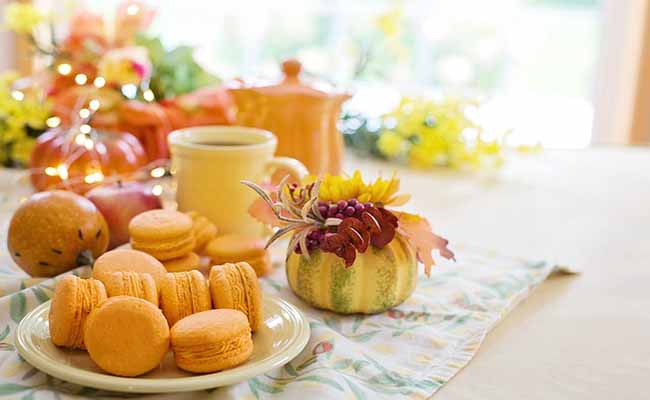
[73,0,602,148]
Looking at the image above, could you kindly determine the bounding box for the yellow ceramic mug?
[169,126,308,236]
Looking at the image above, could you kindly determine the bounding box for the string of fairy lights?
[8,3,170,191]
[11,63,170,191]
[0,2,176,201]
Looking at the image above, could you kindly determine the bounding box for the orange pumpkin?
[30,127,147,193]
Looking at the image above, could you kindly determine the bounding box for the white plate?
[16,296,310,393]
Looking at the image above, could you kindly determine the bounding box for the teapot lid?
[231,59,350,100]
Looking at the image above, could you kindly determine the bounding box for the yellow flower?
[409,144,436,168]
[4,3,44,35]
[0,70,50,167]
[319,171,364,202]
[377,130,404,159]
[98,46,152,86]
[12,137,35,165]
[318,170,410,206]
[375,7,402,38]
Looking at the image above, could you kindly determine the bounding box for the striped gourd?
[286,234,417,314]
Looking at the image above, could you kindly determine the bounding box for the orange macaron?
[205,234,272,276]
[104,271,158,306]
[48,275,107,349]
[171,309,253,373]
[129,210,195,261]
[84,296,170,377]
[92,249,166,288]
[209,262,263,332]
[159,270,211,327]
[162,251,201,273]
[186,211,217,252]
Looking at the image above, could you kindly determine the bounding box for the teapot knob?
[282,59,302,79]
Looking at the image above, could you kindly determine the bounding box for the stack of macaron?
[127,209,218,272]
[186,211,218,253]
[48,247,264,377]
[205,234,272,277]
[129,210,201,273]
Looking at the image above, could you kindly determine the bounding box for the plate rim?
[16,295,310,393]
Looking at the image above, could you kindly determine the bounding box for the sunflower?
[316,170,410,206]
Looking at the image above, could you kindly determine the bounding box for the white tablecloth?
[350,148,648,400]
[1,147,647,399]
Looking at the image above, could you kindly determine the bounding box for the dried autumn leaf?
[395,212,455,276]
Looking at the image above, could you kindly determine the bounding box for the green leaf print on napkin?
[10,292,26,324]
[0,383,30,395]
[0,325,10,342]
[29,286,51,304]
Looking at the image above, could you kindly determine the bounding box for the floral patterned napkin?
[0,236,566,399]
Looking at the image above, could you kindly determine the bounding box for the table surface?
[346,147,650,400]
[1,147,648,399]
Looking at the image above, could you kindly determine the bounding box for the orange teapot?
[228,59,351,175]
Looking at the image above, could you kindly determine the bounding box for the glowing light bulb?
[74,74,88,85]
[152,184,163,196]
[93,77,106,88]
[75,133,86,145]
[44,167,57,176]
[84,139,94,150]
[57,63,72,75]
[84,171,104,184]
[143,89,155,102]
[56,164,69,180]
[10,90,24,101]
[126,4,140,15]
[79,108,90,119]
[46,116,61,128]
[121,84,137,99]
[150,167,166,178]
[89,99,101,111]
[80,124,92,134]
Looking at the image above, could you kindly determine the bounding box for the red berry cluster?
[318,198,367,220]
[295,200,399,267]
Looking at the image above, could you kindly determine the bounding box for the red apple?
[86,181,162,249]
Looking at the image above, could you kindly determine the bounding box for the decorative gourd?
[30,126,147,193]
[245,170,455,315]
[8,190,109,277]
[286,234,417,314]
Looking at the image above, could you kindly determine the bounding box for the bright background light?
[77,0,602,148]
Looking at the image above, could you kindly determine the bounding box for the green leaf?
[323,316,341,332]
[10,292,27,323]
[263,278,283,292]
[344,377,366,400]
[0,384,30,395]
[295,375,344,391]
[249,378,283,394]
[247,380,260,400]
[332,359,353,370]
[30,286,50,304]
[369,373,399,386]
[0,325,10,342]
[351,330,380,342]
[283,363,298,377]
[352,360,370,373]
[352,315,365,333]
[136,34,218,99]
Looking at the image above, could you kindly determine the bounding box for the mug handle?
[266,156,309,182]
